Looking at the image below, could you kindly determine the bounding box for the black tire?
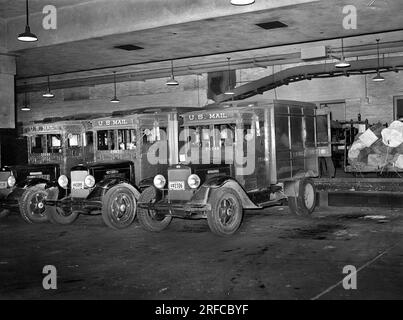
[207,187,243,236]
[137,186,172,232]
[0,209,10,219]
[288,179,316,216]
[102,184,137,230]
[19,186,49,224]
[47,203,80,225]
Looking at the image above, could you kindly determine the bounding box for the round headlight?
[7,175,16,188]
[187,174,201,189]
[58,175,69,189]
[84,175,95,188]
[153,175,166,189]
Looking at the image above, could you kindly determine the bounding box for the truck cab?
[136,100,331,236]
[46,108,192,229]
[0,116,94,223]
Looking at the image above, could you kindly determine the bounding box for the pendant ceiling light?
[43,76,55,98]
[224,57,235,95]
[110,71,120,103]
[21,86,31,111]
[230,0,255,5]
[166,60,179,86]
[335,38,351,68]
[373,39,385,82]
[18,0,38,42]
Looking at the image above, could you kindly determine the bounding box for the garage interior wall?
[0,18,16,129]
[16,67,403,126]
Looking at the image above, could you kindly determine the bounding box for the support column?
[0,55,16,129]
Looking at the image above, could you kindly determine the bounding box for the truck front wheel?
[19,186,49,224]
[207,188,243,236]
[288,179,316,216]
[102,184,137,230]
[137,186,172,232]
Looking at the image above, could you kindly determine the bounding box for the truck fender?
[88,178,140,201]
[44,184,66,201]
[17,178,48,189]
[283,180,301,198]
[138,177,154,191]
[204,177,259,210]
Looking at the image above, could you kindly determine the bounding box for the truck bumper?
[138,201,211,219]
[45,197,102,213]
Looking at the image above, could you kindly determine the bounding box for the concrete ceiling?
[0,0,89,19]
[2,0,403,80]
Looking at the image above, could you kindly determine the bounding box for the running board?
[257,199,284,209]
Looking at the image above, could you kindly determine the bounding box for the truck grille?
[0,172,11,189]
[167,166,193,201]
[70,170,90,198]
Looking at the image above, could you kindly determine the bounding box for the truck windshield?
[31,135,46,154]
[30,134,63,154]
[97,130,115,151]
[97,129,137,151]
[180,124,237,164]
[47,134,62,153]
[118,129,136,150]
[67,134,83,148]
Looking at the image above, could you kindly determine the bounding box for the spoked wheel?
[20,186,49,224]
[47,204,79,225]
[102,184,137,230]
[288,179,317,216]
[207,188,243,236]
[137,186,172,232]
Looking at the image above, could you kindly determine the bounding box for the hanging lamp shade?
[335,58,351,68]
[21,89,31,111]
[18,0,38,42]
[373,39,385,82]
[166,60,179,86]
[110,71,120,103]
[43,76,55,98]
[21,105,31,111]
[230,0,255,5]
[373,72,385,82]
[335,38,350,68]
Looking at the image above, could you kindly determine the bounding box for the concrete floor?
[0,205,402,300]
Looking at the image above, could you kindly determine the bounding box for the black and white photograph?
[0,0,403,306]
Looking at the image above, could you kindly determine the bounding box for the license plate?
[72,181,84,190]
[169,181,185,191]
[0,181,7,189]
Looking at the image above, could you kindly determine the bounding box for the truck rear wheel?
[288,179,316,216]
[102,184,137,230]
[47,205,80,225]
[19,186,49,224]
[207,188,243,236]
[137,186,172,232]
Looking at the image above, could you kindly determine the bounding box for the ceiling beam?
[215,56,403,103]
